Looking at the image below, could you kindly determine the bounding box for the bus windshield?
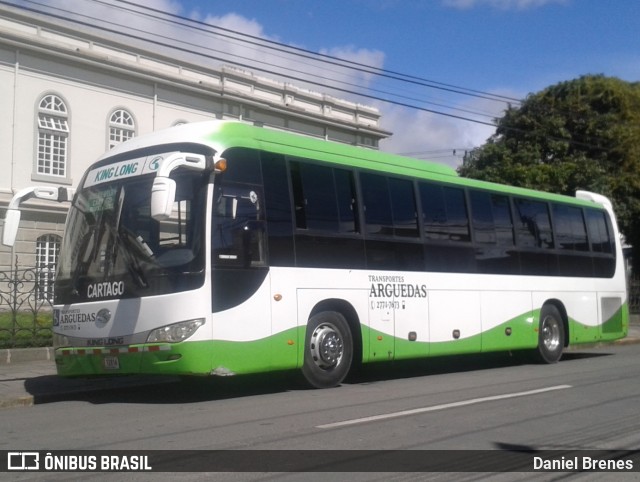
[55,168,209,304]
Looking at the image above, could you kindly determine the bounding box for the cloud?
[318,45,386,92]
[202,12,269,38]
[378,101,498,169]
[443,0,568,10]
[178,12,385,96]
[320,45,386,72]
[376,86,528,168]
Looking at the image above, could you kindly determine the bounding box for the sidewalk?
[0,355,179,409]
[1,318,639,409]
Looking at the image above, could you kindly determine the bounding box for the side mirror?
[150,176,176,221]
[1,186,75,247]
[2,209,21,247]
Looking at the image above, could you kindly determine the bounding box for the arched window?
[37,94,69,178]
[36,234,61,302]
[108,109,135,149]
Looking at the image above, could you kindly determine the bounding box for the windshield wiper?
[105,186,149,289]
[69,227,98,296]
[115,226,149,289]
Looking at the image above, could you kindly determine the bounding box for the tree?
[458,75,640,270]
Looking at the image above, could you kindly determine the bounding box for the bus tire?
[302,311,353,389]
[535,304,565,364]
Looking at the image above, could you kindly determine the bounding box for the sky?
[9,0,640,167]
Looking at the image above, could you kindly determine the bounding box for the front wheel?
[535,304,565,364]
[302,311,353,389]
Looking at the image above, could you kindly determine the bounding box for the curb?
[0,396,34,409]
[0,347,53,365]
[0,375,180,410]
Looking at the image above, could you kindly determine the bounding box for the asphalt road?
[3,344,640,481]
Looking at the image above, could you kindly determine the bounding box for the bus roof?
[101,120,457,177]
[98,120,604,209]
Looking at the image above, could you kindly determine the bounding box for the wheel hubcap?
[541,315,561,351]
[310,323,344,369]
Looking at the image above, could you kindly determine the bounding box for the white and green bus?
[2,120,628,388]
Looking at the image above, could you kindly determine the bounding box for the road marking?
[317,384,572,429]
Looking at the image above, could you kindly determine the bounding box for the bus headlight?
[146,318,204,343]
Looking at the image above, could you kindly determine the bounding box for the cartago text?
[87,281,125,299]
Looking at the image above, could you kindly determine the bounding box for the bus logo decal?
[95,309,112,328]
[149,156,163,171]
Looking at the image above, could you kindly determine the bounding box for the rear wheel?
[302,311,353,389]
[535,304,565,363]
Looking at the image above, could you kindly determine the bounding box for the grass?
[0,311,53,348]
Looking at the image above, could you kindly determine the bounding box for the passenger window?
[553,204,588,251]
[421,183,470,242]
[585,208,613,254]
[360,173,393,236]
[470,191,515,246]
[491,194,514,246]
[469,191,494,244]
[290,162,307,229]
[443,186,471,242]
[514,198,553,249]
[361,173,418,237]
[334,168,359,234]
[388,178,419,237]
[290,161,358,233]
[293,162,339,231]
[212,184,266,268]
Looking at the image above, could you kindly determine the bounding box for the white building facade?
[0,5,389,290]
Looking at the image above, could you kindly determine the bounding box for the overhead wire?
[111,0,521,106]
[101,0,514,121]
[94,1,625,154]
[8,0,613,154]
[12,0,501,127]
[97,0,504,121]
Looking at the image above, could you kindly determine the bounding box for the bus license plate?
[103,356,120,370]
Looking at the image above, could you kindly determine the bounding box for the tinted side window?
[469,190,495,244]
[585,208,613,254]
[514,198,553,249]
[334,169,359,234]
[212,184,266,268]
[492,194,514,246]
[421,183,470,242]
[290,162,306,229]
[553,204,588,251]
[360,172,393,236]
[261,152,294,266]
[444,187,471,242]
[290,161,339,231]
[388,178,419,237]
[470,191,513,245]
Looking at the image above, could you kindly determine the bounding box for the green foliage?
[0,311,53,348]
[459,75,640,268]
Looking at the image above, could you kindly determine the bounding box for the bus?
[2,120,628,388]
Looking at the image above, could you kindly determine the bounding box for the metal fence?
[0,258,54,348]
